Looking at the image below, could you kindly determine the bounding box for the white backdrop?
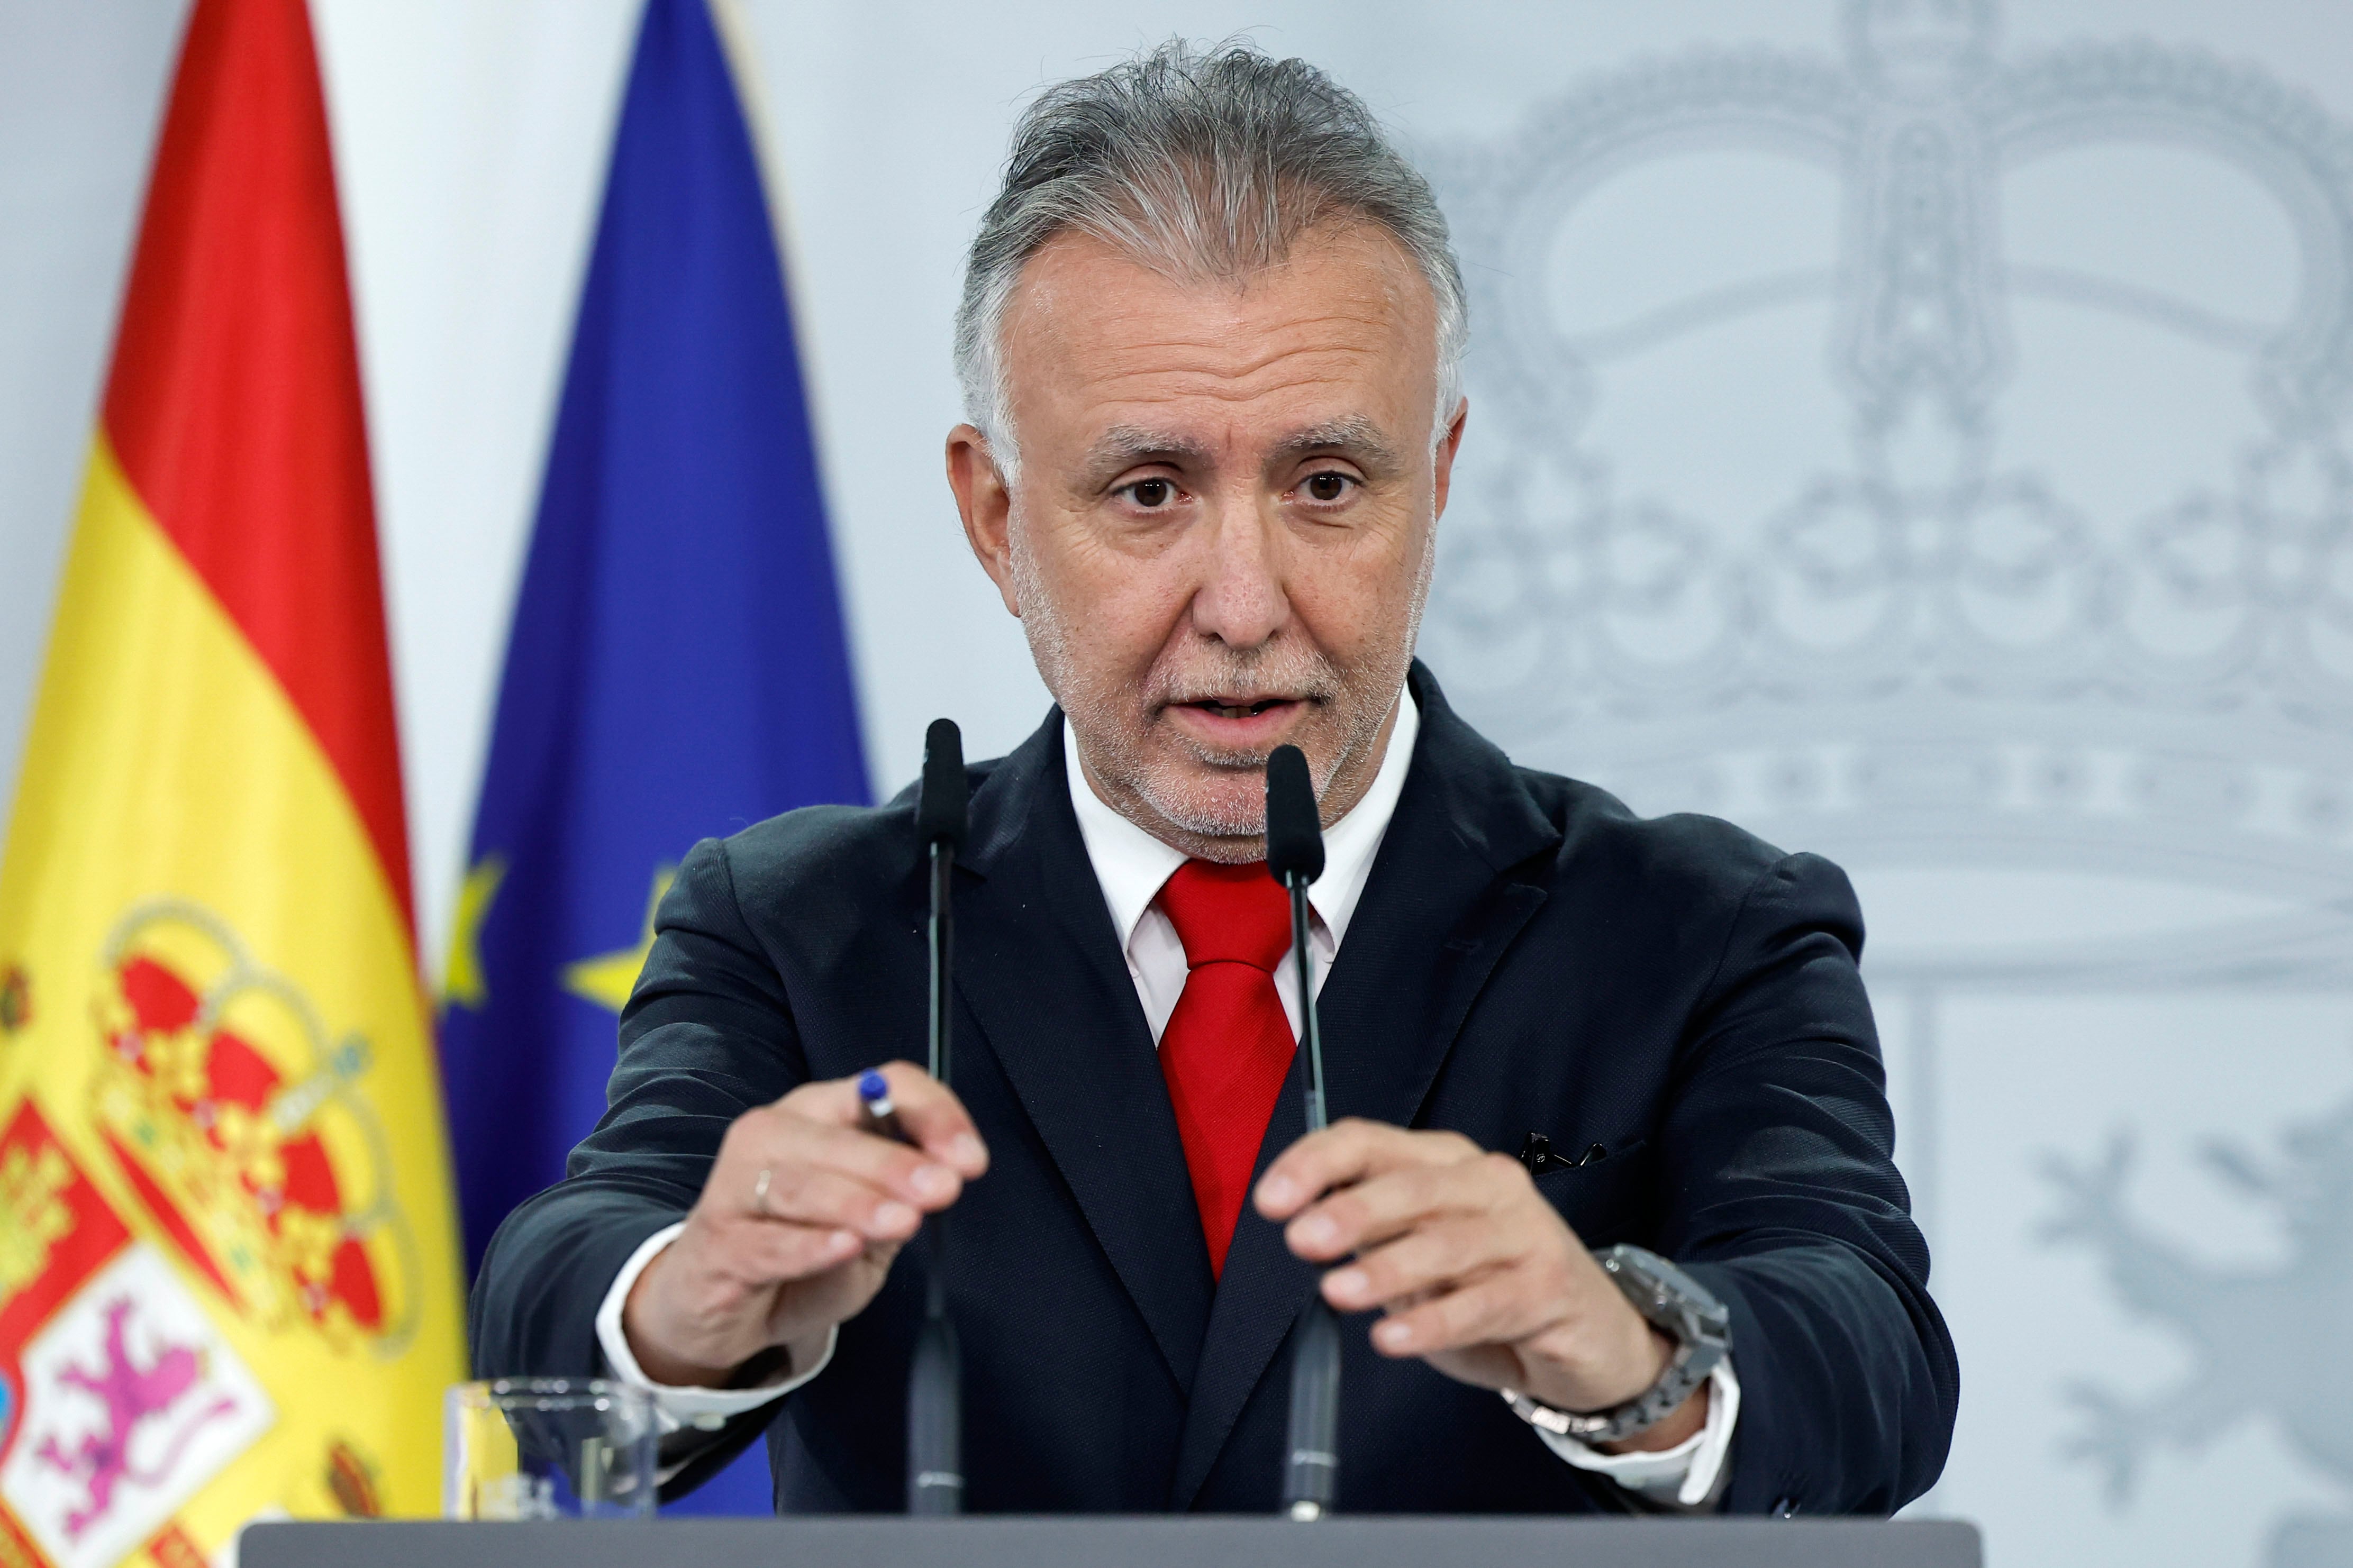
[5,3,2353,1562]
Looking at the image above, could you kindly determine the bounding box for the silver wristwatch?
[1500,1245,1731,1446]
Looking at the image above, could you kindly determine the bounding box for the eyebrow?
[1082,425,1213,485]
[1078,416,1402,488]
[1271,416,1400,469]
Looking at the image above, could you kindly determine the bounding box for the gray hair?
[953,39,1467,476]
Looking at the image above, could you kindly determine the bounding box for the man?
[471,41,1957,1516]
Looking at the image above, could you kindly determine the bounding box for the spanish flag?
[0,1,465,1560]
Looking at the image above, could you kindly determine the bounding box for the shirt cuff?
[1532,1360,1740,1509]
[593,1221,835,1433]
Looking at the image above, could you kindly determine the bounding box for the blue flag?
[440,0,866,1514]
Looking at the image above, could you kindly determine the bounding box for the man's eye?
[1303,472,1353,503]
[1128,478,1175,508]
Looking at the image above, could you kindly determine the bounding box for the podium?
[240,1516,1980,1567]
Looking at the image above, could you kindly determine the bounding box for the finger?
[1255,1118,1482,1220]
[1285,1155,1517,1261]
[782,1063,988,1177]
[738,1160,926,1243]
[1366,1277,1538,1360]
[733,1115,966,1214]
[765,1245,900,1339]
[1319,1217,1522,1313]
[715,1218,867,1286]
[873,1062,991,1175]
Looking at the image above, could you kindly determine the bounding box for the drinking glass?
[444,1378,658,1520]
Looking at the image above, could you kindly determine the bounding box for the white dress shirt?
[596,688,1737,1506]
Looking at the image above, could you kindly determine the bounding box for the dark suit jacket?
[470,662,1958,1516]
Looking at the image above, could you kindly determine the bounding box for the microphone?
[917,717,969,861]
[909,719,966,1516]
[1264,744,1325,889]
[1265,744,1340,1522]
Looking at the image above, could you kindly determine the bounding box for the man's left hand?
[1253,1118,1707,1454]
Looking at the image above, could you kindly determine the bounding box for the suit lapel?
[955,711,1216,1395]
[1168,663,1563,1508]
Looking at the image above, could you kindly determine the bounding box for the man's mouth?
[1187,696,1295,721]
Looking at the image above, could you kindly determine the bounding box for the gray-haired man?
[472,40,1957,1516]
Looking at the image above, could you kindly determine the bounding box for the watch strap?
[1500,1245,1731,1446]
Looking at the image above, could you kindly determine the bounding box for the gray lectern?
[241,1516,1980,1568]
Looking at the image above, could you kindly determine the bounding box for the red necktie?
[1156,859,1297,1278]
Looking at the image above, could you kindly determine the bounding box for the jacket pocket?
[1533,1136,1652,1245]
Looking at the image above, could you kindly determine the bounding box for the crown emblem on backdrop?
[88,900,420,1353]
[1423,0,2353,979]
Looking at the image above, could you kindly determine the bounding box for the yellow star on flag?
[443,854,507,1009]
[562,864,677,1014]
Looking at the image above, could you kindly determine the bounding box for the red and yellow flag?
[0,1,465,1560]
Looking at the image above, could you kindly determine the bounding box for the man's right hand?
[622,1062,989,1388]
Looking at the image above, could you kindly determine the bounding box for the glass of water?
[444,1379,658,1520]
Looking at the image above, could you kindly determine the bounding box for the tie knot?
[1158,859,1293,972]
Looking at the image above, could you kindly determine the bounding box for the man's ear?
[1432,396,1469,521]
[946,424,1023,617]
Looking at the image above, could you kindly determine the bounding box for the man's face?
[947,221,1466,860]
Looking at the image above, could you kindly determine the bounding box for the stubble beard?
[1009,513,1431,862]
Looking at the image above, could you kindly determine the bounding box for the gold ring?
[752,1166,774,1215]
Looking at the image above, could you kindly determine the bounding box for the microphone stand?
[1287,877,1328,1136]
[1280,870,1342,1521]
[1267,745,1341,1521]
[908,721,965,1515]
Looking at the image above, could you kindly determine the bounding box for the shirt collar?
[1064,688,1422,952]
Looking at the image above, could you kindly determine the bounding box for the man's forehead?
[1009,224,1432,365]
[1006,226,1437,474]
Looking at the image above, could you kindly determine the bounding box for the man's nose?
[1186,497,1289,651]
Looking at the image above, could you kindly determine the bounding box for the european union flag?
[440,0,866,1514]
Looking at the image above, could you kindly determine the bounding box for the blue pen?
[857,1069,910,1144]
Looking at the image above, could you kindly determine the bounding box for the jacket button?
[1771,1496,1800,1518]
